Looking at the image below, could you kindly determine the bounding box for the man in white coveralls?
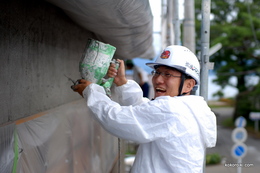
[73,45,217,173]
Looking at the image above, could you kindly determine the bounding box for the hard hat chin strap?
[178,74,188,96]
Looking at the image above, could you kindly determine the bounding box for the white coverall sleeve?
[113,80,149,106]
[83,83,172,143]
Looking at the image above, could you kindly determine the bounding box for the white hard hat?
[146,45,200,85]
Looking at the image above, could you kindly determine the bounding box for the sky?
[130,0,239,100]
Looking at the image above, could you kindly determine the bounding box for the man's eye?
[165,73,171,77]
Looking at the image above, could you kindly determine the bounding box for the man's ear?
[183,79,196,93]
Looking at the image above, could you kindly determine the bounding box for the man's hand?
[107,59,127,86]
[72,79,92,97]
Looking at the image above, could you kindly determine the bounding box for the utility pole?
[199,2,214,173]
[183,0,195,53]
[173,0,181,45]
[166,0,174,45]
[161,0,181,48]
[199,0,211,101]
[161,0,168,50]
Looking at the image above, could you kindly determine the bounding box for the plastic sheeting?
[0,100,119,173]
[0,123,15,173]
[46,0,155,60]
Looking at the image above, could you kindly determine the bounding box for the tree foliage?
[195,0,260,94]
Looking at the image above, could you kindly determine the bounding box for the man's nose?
[153,73,164,83]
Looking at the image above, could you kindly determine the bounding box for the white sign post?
[249,112,260,133]
[231,116,248,173]
[231,143,247,173]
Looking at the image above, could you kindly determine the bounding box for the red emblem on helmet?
[160,50,170,59]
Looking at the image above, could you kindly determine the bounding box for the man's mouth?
[155,87,166,93]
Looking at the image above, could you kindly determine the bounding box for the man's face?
[152,66,182,98]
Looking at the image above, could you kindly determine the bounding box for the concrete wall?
[0,0,92,124]
[0,0,122,172]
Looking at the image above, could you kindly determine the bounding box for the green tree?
[195,0,260,120]
[195,0,260,94]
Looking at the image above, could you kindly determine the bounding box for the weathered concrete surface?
[0,1,123,173]
[0,0,93,124]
